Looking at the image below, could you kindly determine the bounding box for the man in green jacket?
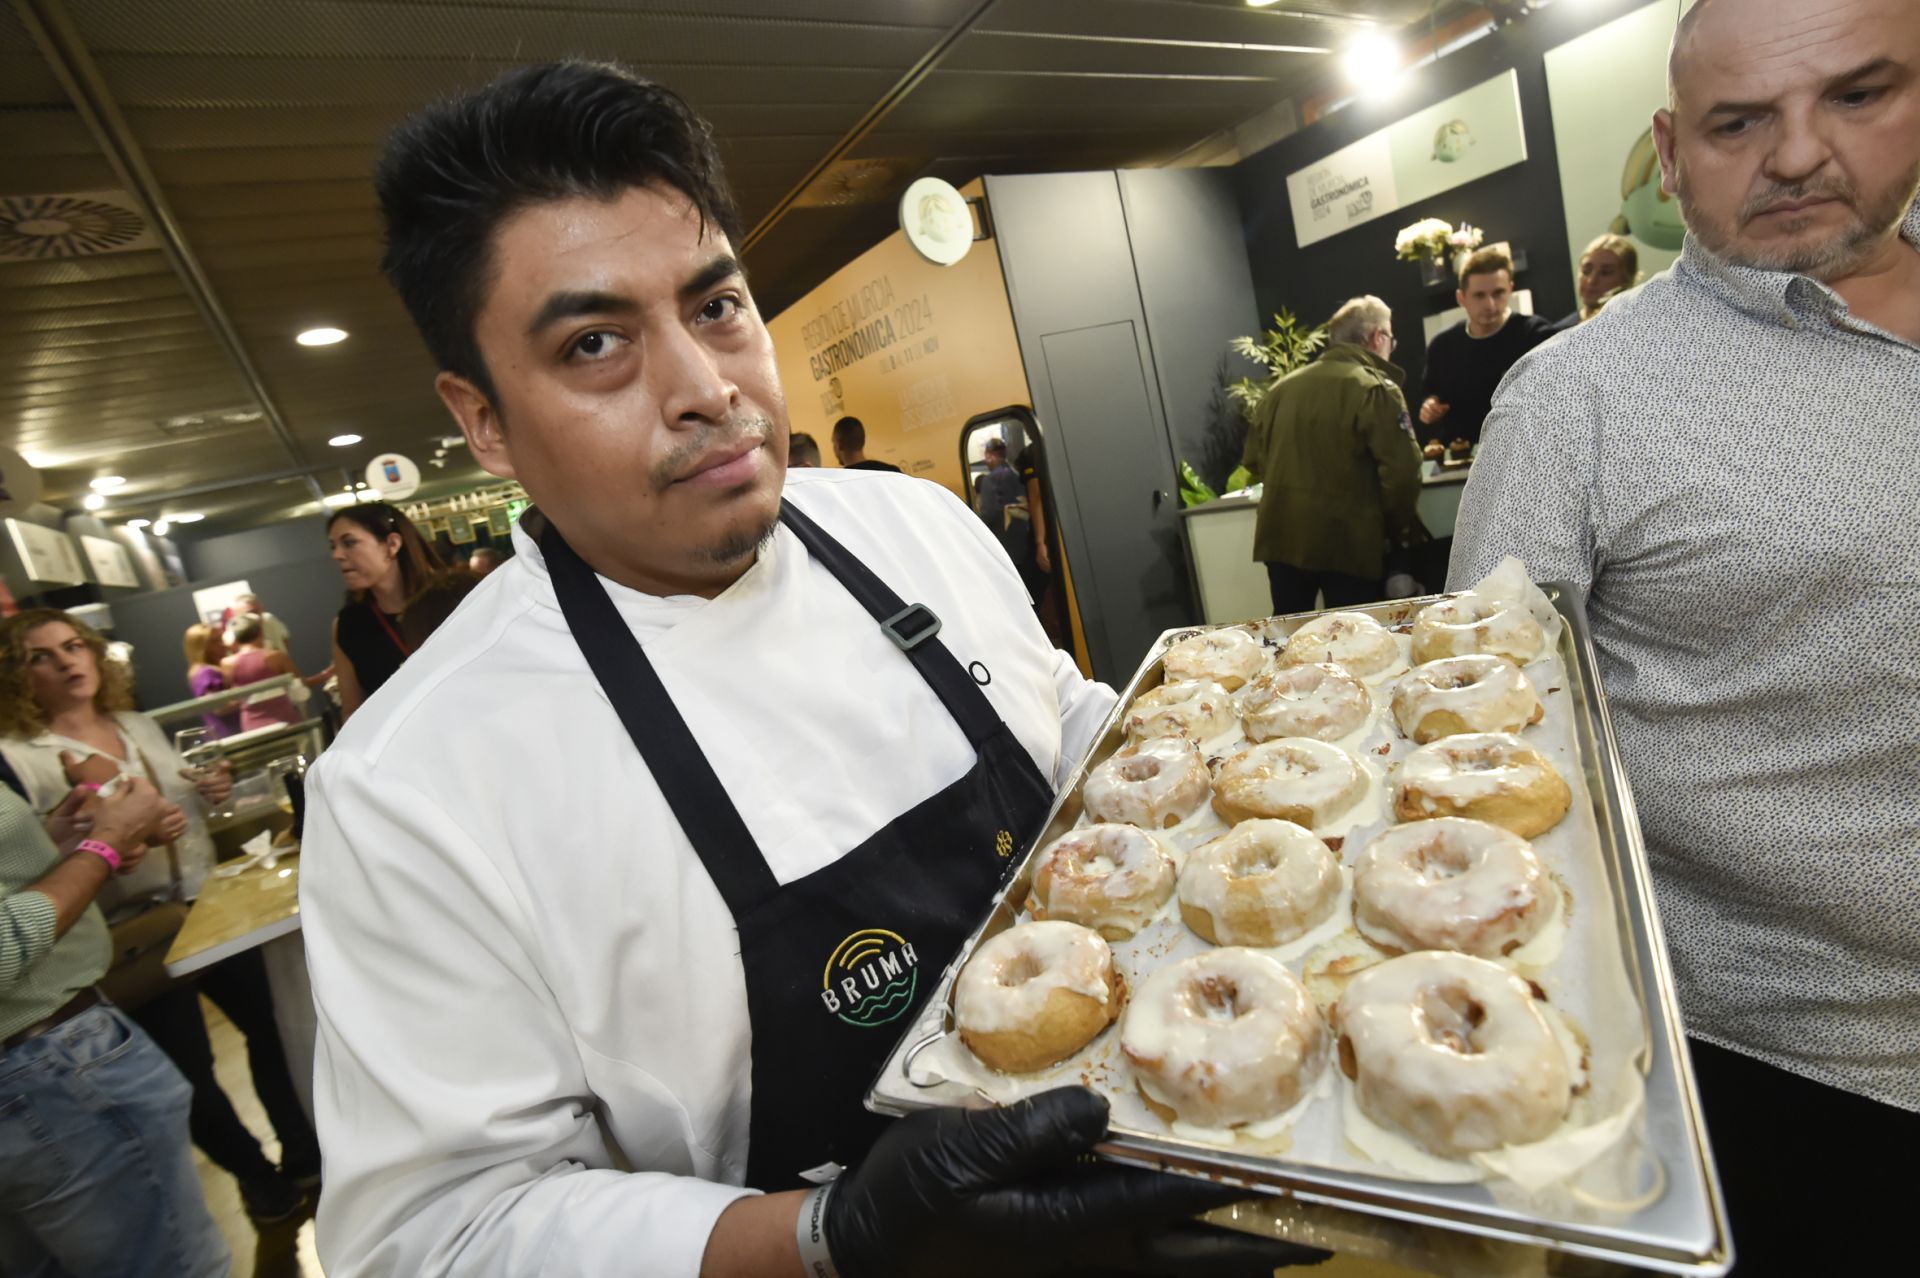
[1242,295,1424,613]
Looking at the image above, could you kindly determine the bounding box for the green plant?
[1226,308,1330,425]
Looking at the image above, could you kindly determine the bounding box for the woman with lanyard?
[326,501,471,719]
[0,609,321,1222]
[303,61,1321,1278]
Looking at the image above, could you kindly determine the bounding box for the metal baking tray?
[867,587,1730,1275]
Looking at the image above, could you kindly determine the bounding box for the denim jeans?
[0,1003,230,1278]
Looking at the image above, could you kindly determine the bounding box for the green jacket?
[1242,342,1423,579]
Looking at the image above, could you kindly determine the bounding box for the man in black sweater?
[1418,246,1557,447]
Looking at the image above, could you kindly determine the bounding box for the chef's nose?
[653,324,738,428]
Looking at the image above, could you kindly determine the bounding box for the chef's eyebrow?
[526,289,635,337]
[680,254,744,302]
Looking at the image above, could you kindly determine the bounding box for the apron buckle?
[880,602,942,652]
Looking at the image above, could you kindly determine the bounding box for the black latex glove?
[822,1086,1328,1278]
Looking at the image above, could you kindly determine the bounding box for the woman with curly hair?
[326,501,472,719]
[0,608,320,1223]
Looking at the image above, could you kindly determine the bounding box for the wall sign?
[1286,69,1529,249]
[365,452,421,501]
[446,512,475,544]
[5,519,86,586]
[80,534,139,588]
[899,177,973,266]
[486,506,512,536]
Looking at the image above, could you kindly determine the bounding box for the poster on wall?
[1287,69,1529,249]
[765,178,1032,502]
[79,534,139,588]
[447,512,475,544]
[1545,0,1692,292]
[5,519,86,586]
[486,506,512,536]
[192,580,253,628]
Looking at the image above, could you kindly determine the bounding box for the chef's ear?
[436,371,516,480]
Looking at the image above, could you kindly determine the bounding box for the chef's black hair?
[375,61,741,404]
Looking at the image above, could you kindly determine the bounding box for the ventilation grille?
[0,192,155,260]
[792,158,915,208]
[156,406,264,437]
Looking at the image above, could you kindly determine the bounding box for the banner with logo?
[1287,69,1528,248]
[766,179,1032,501]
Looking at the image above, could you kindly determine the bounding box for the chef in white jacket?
[304,60,1321,1278]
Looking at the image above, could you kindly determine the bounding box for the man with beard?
[1452,0,1919,1268]
[300,62,1321,1278]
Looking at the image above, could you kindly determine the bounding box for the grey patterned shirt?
[1450,195,1920,1112]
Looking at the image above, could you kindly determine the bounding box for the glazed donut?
[1278,612,1400,678]
[1162,627,1267,691]
[1179,820,1342,947]
[1210,738,1370,829]
[956,921,1125,1074]
[1031,824,1177,940]
[1352,818,1551,958]
[1411,593,1547,666]
[1124,680,1236,745]
[1238,662,1372,743]
[1394,733,1571,838]
[1084,736,1211,830]
[1391,655,1542,744]
[1334,951,1572,1157]
[1122,948,1327,1130]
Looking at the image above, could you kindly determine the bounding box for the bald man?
[1453,1,1918,1268]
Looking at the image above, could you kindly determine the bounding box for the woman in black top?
[327,502,471,719]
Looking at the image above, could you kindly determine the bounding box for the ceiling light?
[126,518,150,529]
[322,492,357,508]
[296,327,349,347]
[1341,34,1402,91]
[1244,0,1282,6]
[152,520,171,536]
[168,512,205,524]
[328,433,363,447]
[83,493,107,511]
[89,476,126,491]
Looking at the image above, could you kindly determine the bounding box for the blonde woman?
[182,621,239,740]
[1556,233,1642,329]
[0,609,319,1221]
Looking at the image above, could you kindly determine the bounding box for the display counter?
[1181,465,1474,625]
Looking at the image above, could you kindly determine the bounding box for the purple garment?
[189,665,240,740]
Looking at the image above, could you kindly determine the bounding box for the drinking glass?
[175,727,233,822]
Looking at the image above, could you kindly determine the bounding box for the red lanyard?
[371,604,412,658]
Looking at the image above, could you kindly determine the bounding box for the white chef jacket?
[302,469,1116,1278]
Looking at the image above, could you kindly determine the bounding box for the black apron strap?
[540,522,780,918]
[777,501,1004,751]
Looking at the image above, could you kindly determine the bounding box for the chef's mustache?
[650,414,775,491]
[1739,176,1856,224]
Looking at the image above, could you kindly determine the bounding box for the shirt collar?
[1680,191,1920,329]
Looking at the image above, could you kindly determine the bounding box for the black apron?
[540,501,1054,1189]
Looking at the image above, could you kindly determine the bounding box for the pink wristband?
[76,839,122,871]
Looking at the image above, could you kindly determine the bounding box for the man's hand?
[1419,396,1450,425]
[182,758,234,807]
[89,776,166,872]
[823,1088,1326,1277]
[1035,540,1051,574]
[154,800,190,843]
[45,785,98,853]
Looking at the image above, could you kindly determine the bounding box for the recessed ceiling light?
[1342,34,1402,90]
[322,492,357,508]
[126,518,151,529]
[168,512,206,523]
[296,327,349,347]
[328,433,363,447]
[152,520,171,536]
[222,409,264,424]
[89,476,126,491]
[83,493,107,511]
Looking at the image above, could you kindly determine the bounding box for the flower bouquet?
[1395,219,1484,284]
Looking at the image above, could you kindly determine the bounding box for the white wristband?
[794,1183,840,1278]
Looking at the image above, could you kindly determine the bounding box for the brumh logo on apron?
[821,928,919,1027]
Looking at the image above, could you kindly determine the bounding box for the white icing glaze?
[1411,593,1546,666]
[1278,612,1401,678]
[1125,679,1238,744]
[1123,948,1328,1129]
[1335,951,1572,1158]
[1084,736,1211,830]
[1395,732,1556,807]
[1351,818,1551,958]
[1390,655,1541,743]
[1237,662,1372,743]
[1211,738,1370,828]
[955,921,1115,1035]
[1032,824,1177,938]
[1157,1064,1332,1147]
[1163,628,1268,691]
[1179,820,1342,947]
